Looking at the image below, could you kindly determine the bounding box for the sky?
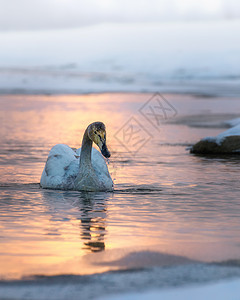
[0,0,240,31]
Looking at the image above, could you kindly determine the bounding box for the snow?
[215,124,240,144]
[0,20,240,95]
[1,263,240,300]
[99,278,240,300]
[202,118,240,145]
[224,117,240,128]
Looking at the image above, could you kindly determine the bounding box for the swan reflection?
[78,192,107,252]
[41,189,110,253]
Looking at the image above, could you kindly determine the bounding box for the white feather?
[40,144,113,191]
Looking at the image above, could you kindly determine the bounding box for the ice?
[99,278,240,300]
[1,264,240,300]
[0,20,240,95]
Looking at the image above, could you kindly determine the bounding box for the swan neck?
[79,129,92,169]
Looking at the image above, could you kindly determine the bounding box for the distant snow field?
[0,20,240,95]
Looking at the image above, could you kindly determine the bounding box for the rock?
[190,136,240,154]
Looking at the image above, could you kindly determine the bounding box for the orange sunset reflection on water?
[1,93,240,279]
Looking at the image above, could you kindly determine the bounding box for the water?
[1,93,240,298]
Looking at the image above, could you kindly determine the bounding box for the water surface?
[1,93,240,280]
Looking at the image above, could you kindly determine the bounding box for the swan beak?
[100,142,111,158]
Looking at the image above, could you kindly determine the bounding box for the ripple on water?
[1,94,240,281]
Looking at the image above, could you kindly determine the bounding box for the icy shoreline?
[1,263,240,300]
[100,278,240,300]
[0,67,240,96]
[0,20,240,96]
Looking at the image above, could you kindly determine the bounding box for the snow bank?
[0,20,240,95]
[203,123,240,145]
[191,117,240,154]
[100,278,240,300]
[224,117,240,128]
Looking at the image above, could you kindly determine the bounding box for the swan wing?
[40,144,78,189]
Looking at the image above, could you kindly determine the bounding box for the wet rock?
[190,136,240,154]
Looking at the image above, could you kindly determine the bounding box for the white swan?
[40,122,113,191]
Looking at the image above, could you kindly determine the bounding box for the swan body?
[40,122,113,191]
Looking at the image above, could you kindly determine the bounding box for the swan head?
[88,122,111,158]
